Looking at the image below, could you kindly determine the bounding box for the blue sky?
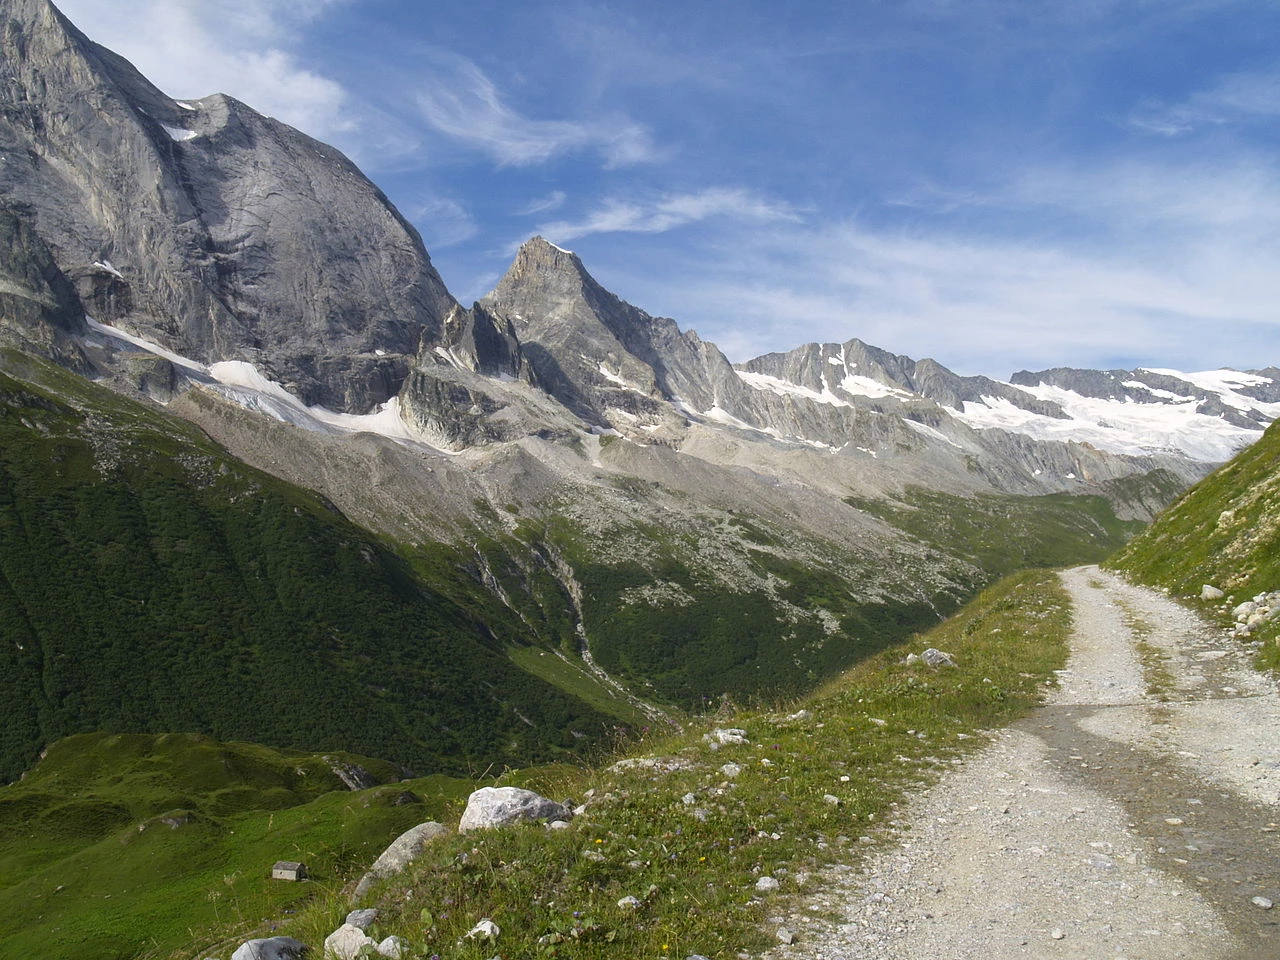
[57,0,1280,376]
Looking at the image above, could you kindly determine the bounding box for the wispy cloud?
[620,155,1280,374]
[518,191,568,215]
[56,0,353,139]
[404,196,478,249]
[414,54,655,167]
[1127,66,1280,137]
[536,188,801,244]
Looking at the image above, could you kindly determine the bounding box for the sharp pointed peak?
[522,235,576,257]
[494,235,596,292]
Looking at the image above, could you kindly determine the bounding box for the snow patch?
[85,317,206,374]
[736,370,852,408]
[160,123,198,142]
[208,361,436,447]
[91,260,123,279]
[597,362,643,391]
[954,379,1268,462]
[903,419,962,448]
[1143,368,1280,414]
[840,374,912,400]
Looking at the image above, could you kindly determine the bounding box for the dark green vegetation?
[846,485,1143,585]
[0,732,475,960]
[232,569,1070,960]
[0,355,616,783]
[1109,419,1280,661]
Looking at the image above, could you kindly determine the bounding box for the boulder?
[921,648,957,667]
[704,728,750,746]
[377,936,405,958]
[465,918,501,940]
[458,787,572,833]
[231,938,308,960]
[324,924,403,960]
[344,909,379,930]
[352,821,447,899]
[324,924,376,960]
[1201,584,1225,600]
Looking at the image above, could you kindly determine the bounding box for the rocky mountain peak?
[0,0,457,413]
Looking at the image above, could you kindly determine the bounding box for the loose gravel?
[767,566,1280,960]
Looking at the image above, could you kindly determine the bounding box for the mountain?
[0,0,456,412]
[0,0,1277,783]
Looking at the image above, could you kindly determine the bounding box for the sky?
[54,0,1280,376]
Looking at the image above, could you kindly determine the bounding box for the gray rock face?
[0,202,86,365]
[0,0,455,411]
[230,937,308,960]
[481,237,739,434]
[458,786,573,832]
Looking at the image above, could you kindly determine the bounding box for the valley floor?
[767,566,1280,960]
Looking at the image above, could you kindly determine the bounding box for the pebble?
[1049,927,1065,940]
[1252,896,1274,909]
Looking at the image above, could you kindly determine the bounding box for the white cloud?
[615,155,1280,375]
[414,54,655,167]
[1127,66,1280,137]
[536,188,801,243]
[405,196,478,249]
[55,0,351,139]
[518,191,568,215]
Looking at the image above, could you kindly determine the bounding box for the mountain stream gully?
[766,565,1280,960]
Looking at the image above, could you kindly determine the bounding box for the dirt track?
[769,566,1280,960]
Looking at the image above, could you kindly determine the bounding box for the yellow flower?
[595,838,604,844]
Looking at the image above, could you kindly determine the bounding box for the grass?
[0,733,478,960]
[845,486,1144,584]
[507,647,653,727]
[1107,418,1280,664]
[176,567,1072,960]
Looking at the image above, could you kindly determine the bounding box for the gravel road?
[767,566,1280,960]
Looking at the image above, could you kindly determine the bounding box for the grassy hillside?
[162,567,1071,960]
[0,733,477,960]
[0,354,619,782]
[1107,418,1280,659]
[845,486,1143,586]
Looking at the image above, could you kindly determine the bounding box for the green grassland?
[1107,419,1280,660]
[0,733,477,960]
[845,485,1143,585]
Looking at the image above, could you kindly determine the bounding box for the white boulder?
[231,938,308,960]
[458,787,572,833]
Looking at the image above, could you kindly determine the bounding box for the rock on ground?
[230,937,307,960]
[352,821,447,900]
[458,787,572,833]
